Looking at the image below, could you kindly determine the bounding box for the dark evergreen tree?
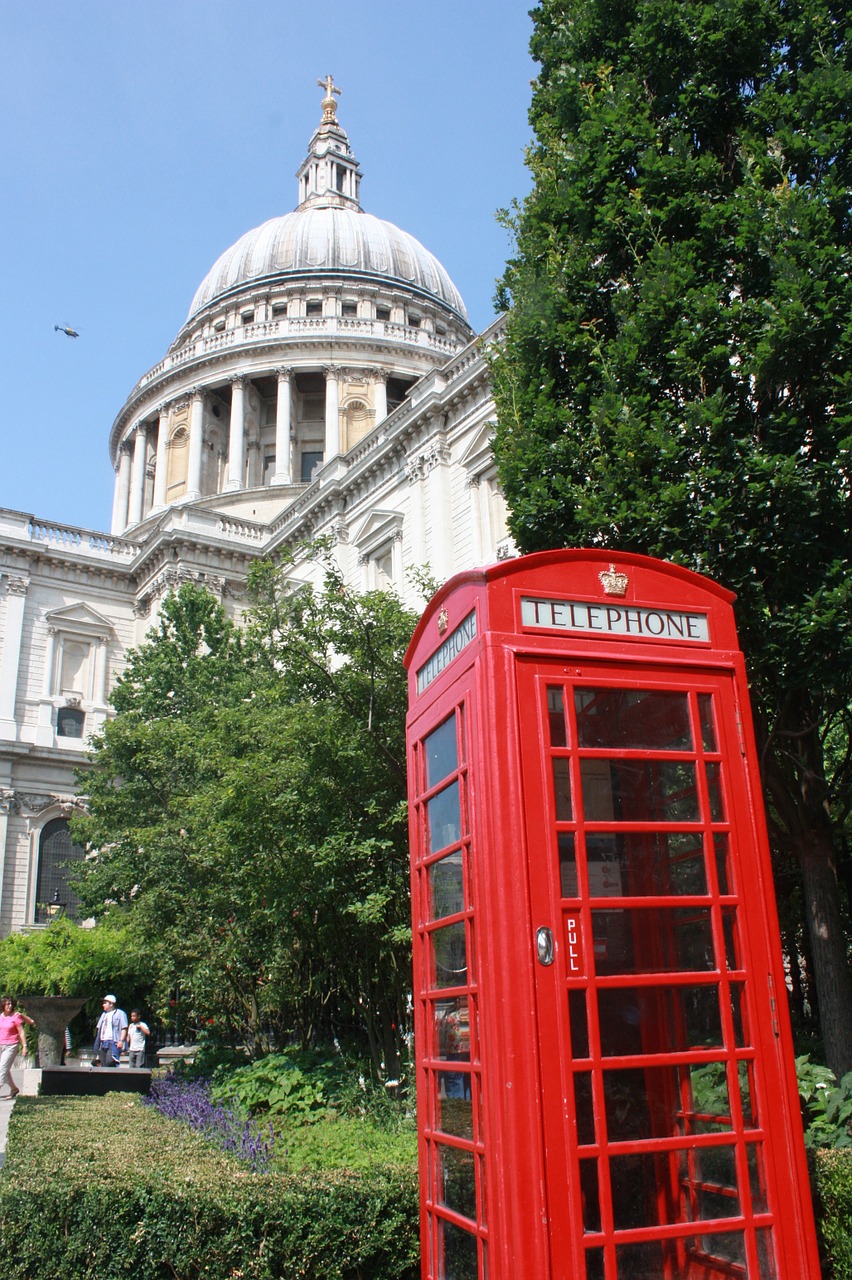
[492,0,852,1075]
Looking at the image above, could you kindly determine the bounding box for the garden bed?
[0,1094,419,1280]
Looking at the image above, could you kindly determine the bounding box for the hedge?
[0,1095,419,1280]
[816,1147,852,1280]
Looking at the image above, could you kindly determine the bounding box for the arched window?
[35,819,84,924]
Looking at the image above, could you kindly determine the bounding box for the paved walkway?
[0,1095,16,1169]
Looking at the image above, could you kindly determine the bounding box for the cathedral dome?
[188,206,468,323]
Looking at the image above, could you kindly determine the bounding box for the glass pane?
[575,688,693,750]
[426,715,458,788]
[428,781,461,853]
[604,1063,733,1142]
[436,1078,473,1139]
[615,1240,668,1278]
[714,834,731,895]
[695,1184,741,1223]
[688,1061,733,1130]
[574,1072,595,1145]
[748,1144,768,1213]
[591,907,716,975]
[738,1060,756,1125]
[723,908,741,970]
[559,832,578,897]
[439,1219,479,1278]
[430,851,464,919]
[569,989,589,1058]
[756,1228,778,1278]
[694,1231,745,1268]
[584,832,707,897]
[597,984,723,1057]
[692,1142,738,1195]
[730,983,748,1046]
[432,922,467,988]
[611,1150,714,1230]
[552,757,573,820]
[435,997,471,1062]
[581,759,700,822]
[547,685,567,746]
[580,1158,601,1231]
[585,1248,604,1280]
[706,761,725,820]
[698,694,717,751]
[439,1144,477,1221]
[477,1155,487,1228]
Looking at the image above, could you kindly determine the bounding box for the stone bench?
[39,1066,152,1096]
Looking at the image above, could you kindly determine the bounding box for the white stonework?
[0,82,512,936]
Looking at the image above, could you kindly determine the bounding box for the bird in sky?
[54,324,80,338]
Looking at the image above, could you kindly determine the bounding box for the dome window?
[376,305,391,322]
[407,314,421,328]
[213,319,226,332]
[272,304,287,317]
[306,300,323,317]
[342,301,357,318]
[241,311,254,325]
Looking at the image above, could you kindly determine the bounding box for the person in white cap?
[93,995,128,1067]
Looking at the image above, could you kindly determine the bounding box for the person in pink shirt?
[0,996,34,1100]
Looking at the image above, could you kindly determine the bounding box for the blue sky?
[1,2,536,532]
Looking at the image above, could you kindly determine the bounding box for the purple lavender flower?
[145,1075,274,1172]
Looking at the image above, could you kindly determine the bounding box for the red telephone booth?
[404,550,820,1280]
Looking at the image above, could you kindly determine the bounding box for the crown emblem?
[599,564,628,597]
[437,607,449,636]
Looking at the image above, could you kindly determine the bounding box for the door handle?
[536,926,555,966]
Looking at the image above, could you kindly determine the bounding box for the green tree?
[73,569,418,1077]
[492,0,852,1075]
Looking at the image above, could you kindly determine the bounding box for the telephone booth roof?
[405,549,740,700]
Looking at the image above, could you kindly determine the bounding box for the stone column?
[226,379,247,491]
[467,474,484,564]
[96,636,110,705]
[0,577,28,740]
[405,457,426,566]
[152,404,170,511]
[41,627,57,698]
[373,373,388,425]
[324,366,340,459]
[391,531,404,584]
[272,369,292,485]
[0,779,14,930]
[427,440,453,581]
[127,424,148,527]
[186,391,205,499]
[111,444,132,534]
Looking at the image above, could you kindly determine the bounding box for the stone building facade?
[0,81,510,936]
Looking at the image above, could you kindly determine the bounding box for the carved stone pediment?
[45,602,115,638]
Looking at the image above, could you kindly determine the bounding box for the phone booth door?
[517,660,805,1280]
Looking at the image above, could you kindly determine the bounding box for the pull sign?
[566,916,583,975]
[536,927,555,966]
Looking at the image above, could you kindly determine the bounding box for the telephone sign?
[405,550,820,1280]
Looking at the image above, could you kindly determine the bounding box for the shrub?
[145,1075,274,1171]
[0,1094,419,1280]
[211,1052,328,1119]
[816,1148,852,1280]
[797,1055,852,1150]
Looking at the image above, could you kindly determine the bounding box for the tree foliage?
[73,567,419,1076]
[0,916,148,1005]
[492,0,852,1074]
